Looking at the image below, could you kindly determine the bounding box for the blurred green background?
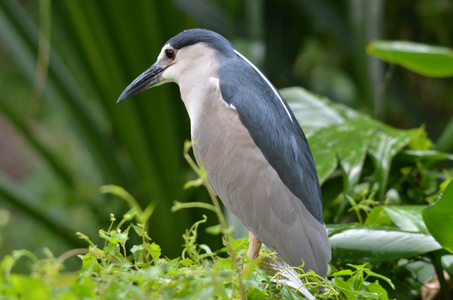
[0,0,452,273]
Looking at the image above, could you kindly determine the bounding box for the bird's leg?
[247,231,262,260]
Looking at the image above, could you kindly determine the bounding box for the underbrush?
[0,143,393,299]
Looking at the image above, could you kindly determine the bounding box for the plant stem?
[205,177,246,299]
[430,252,450,300]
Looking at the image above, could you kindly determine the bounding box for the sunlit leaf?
[328,224,441,262]
[407,125,432,151]
[366,41,453,77]
[422,179,453,253]
[365,281,389,300]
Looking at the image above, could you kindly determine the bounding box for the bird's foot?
[246,231,262,260]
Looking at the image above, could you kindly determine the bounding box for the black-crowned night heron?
[118,29,331,277]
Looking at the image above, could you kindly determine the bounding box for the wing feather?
[218,55,324,223]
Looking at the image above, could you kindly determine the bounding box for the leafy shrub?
[0,144,397,299]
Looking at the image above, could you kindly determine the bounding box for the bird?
[117,28,331,277]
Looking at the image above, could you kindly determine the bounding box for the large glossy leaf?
[422,179,453,253]
[366,41,453,78]
[328,225,442,262]
[282,87,411,199]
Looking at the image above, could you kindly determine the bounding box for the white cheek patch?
[234,49,293,123]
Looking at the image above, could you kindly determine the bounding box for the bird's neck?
[178,76,221,138]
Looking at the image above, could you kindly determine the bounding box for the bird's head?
[117,29,235,103]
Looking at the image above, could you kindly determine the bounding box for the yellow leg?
[247,231,262,260]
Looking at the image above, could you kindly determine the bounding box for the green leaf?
[179,257,192,267]
[9,274,51,299]
[206,224,222,235]
[246,288,266,300]
[407,125,432,151]
[334,279,356,300]
[280,284,307,299]
[422,179,453,253]
[328,224,441,262]
[364,281,389,300]
[146,242,162,261]
[396,149,453,167]
[365,207,394,227]
[362,268,395,289]
[283,87,411,198]
[384,206,429,234]
[331,269,354,277]
[366,206,429,234]
[366,41,453,77]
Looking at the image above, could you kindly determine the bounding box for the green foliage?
[0,183,395,300]
[0,144,398,299]
[1,1,453,299]
[330,264,394,300]
[366,41,453,78]
[0,0,196,260]
[284,87,453,298]
[329,225,441,263]
[365,40,453,152]
[366,206,429,234]
[1,66,451,299]
[422,180,453,253]
[283,87,412,201]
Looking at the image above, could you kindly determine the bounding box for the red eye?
[165,49,175,60]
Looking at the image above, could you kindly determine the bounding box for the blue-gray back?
[218,55,324,224]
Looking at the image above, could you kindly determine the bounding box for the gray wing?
[218,55,324,224]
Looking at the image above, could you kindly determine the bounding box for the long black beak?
[117,61,164,103]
